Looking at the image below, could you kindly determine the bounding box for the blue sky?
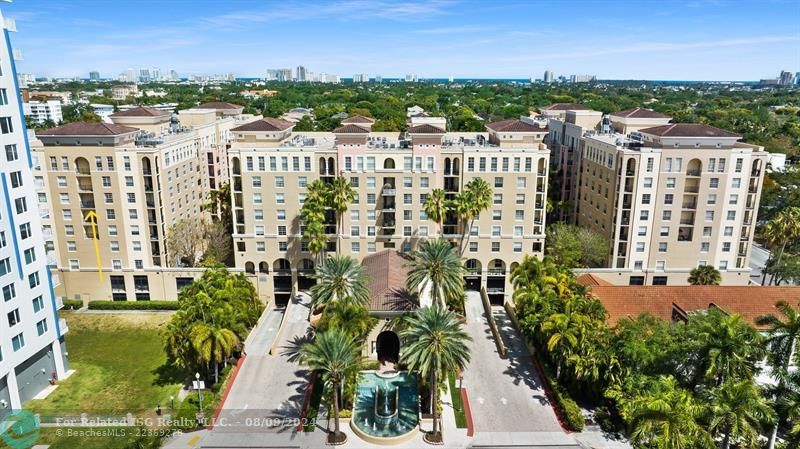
[6,0,800,80]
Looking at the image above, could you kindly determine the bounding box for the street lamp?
[195,372,203,412]
[170,395,175,410]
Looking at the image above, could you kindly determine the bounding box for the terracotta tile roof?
[341,115,376,124]
[38,122,139,136]
[197,101,244,110]
[486,119,548,133]
[586,285,800,328]
[407,123,445,134]
[362,250,419,312]
[576,273,613,286]
[611,107,671,119]
[540,103,591,111]
[231,117,294,132]
[639,123,740,138]
[333,124,370,134]
[110,106,170,117]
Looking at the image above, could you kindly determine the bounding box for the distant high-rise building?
[0,6,70,418]
[779,70,795,86]
[296,65,307,82]
[570,74,596,83]
[126,68,136,83]
[375,75,382,83]
[151,67,161,82]
[277,69,292,82]
[544,70,554,83]
[23,100,63,124]
[352,73,369,83]
[796,72,800,85]
[138,68,150,83]
[448,74,454,83]
[169,69,179,81]
[89,71,100,81]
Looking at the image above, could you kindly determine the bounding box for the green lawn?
[27,312,183,418]
[447,372,468,428]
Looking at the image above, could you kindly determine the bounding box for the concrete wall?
[14,345,57,404]
[0,376,10,420]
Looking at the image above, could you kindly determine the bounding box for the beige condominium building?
[31,104,241,302]
[573,120,768,285]
[228,115,550,305]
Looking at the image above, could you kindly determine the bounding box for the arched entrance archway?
[376,331,400,364]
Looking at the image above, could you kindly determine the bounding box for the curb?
[209,355,246,428]
[460,387,474,437]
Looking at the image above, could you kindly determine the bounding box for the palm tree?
[300,329,362,444]
[620,376,713,449]
[688,265,722,285]
[693,310,765,387]
[190,322,240,383]
[541,297,589,380]
[423,188,449,237]
[757,300,800,449]
[302,180,330,261]
[406,239,465,308]
[703,380,775,449]
[776,369,800,446]
[762,207,800,285]
[310,255,369,309]
[454,178,492,255]
[317,300,378,343]
[328,177,356,255]
[401,306,471,441]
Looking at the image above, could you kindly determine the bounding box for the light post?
[170,395,175,410]
[195,372,203,412]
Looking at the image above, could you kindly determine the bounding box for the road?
[750,244,770,284]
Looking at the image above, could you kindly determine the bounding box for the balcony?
[681,200,697,209]
[487,268,505,277]
[51,274,60,287]
[80,200,96,209]
[751,168,761,177]
[686,170,701,177]
[55,297,64,310]
[59,318,69,334]
[382,185,397,196]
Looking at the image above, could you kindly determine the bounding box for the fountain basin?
[351,371,419,445]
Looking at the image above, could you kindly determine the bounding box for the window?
[727,210,736,221]
[658,242,668,252]
[67,241,76,252]
[14,197,27,214]
[367,226,375,236]
[403,177,412,188]
[125,176,134,187]
[0,258,10,277]
[642,194,651,205]
[29,271,40,288]
[644,177,653,188]
[513,226,523,237]
[104,193,113,204]
[494,177,503,188]
[404,210,412,220]
[735,158,743,173]
[350,226,360,237]
[32,295,44,312]
[419,226,428,237]
[655,260,666,271]
[254,225,265,236]
[0,116,14,134]
[705,211,714,221]
[351,242,360,253]
[131,225,139,235]
[469,242,478,252]
[420,177,429,188]
[710,178,719,188]
[492,210,502,220]
[253,193,262,204]
[517,177,526,188]
[275,176,285,188]
[65,225,74,236]
[367,193,376,204]
[665,158,672,172]
[640,210,649,221]
[127,193,136,203]
[646,157,654,172]
[492,225,501,236]
[719,260,728,270]
[403,194,412,205]
[701,242,710,252]
[493,193,502,204]
[276,210,285,220]
[278,225,287,236]
[660,226,669,236]
[707,194,716,205]
[638,226,647,236]
[703,227,713,237]
[732,178,741,188]
[110,241,120,252]
[403,226,412,237]
[106,209,115,220]
[662,210,672,221]
[252,176,262,188]
[366,177,375,188]
[729,194,739,205]
[350,210,360,221]
[3,283,15,301]
[491,242,500,252]
[516,194,525,205]
[275,193,284,204]
[69,259,79,270]
[718,158,726,172]
[256,242,265,252]
[19,223,31,240]
[513,242,522,253]
[23,248,36,265]
[666,177,675,188]
[5,144,18,161]
[664,194,673,205]
[9,171,22,188]
[12,333,24,352]
[59,192,69,204]
[112,260,122,270]
[515,210,524,220]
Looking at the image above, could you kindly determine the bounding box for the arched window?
[258,262,269,274]
[319,157,327,175]
[453,158,460,175]
[327,157,335,175]
[245,262,255,274]
[274,258,291,272]
[444,158,452,175]
[383,158,395,169]
[75,157,90,175]
[231,157,241,175]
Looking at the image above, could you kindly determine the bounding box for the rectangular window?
[0,116,14,134]
[32,295,44,312]
[12,333,24,351]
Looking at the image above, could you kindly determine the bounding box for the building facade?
[32,105,240,303]
[23,99,63,124]
[228,116,550,305]
[0,7,69,418]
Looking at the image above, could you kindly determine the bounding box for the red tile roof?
[333,124,370,134]
[341,115,376,124]
[486,119,548,133]
[639,123,740,138]
[540,103,591,111]
[611,108,671,119]
[407,123,445,134]
[197,101,244,110]
[362,250,418,312]
[584,285,800,328]
[110,106,170,117]
[576,273,613,286]
[38,122,139,136]
[231,117,293,132]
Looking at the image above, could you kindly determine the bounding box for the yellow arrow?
[84,210,103,281]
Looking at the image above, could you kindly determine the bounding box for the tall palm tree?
[423,188,449,237]
[190,322,240,383]
[541,297,589,380]
[688,265,722,285]
[317,300,377,343]
[302,180,330,261]
[455,178,492,255]
[776,369,800,446]
[406,239,465,308]
[300,329,362,444]
[328,177,356,255]
[693,310,765,387]
[310,255,369,309]
[757,300,800,449]
[703,380,775,449]
[762,207,800,285]
[401,305,471,441]
[620,376,714,449]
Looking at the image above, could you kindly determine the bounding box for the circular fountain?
[351,371,419,445]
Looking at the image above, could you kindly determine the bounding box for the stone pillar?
[6,371,21,409]
[52,340,66,378]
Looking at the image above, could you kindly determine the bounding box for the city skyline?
[8,0,800,81]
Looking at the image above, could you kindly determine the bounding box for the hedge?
[62,299,84,310]
[536,353,585,431]
[87,300,179,311]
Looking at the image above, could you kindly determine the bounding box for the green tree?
[300,329,362,444]
[328,177,356,255]
[405,239,465,308]
[309,255,370,309]
[316,300,377,343]
[454,178,492,255]
[545,223,609,268]
[688,265,722,285]
[301,180,330,261]
[190,321,240,383]
[400,306,471,441]
[423,188,449,237]
[703,380,775,449]
[761,207,800,285]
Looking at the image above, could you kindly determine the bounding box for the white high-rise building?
[23,100,63,125]
[543,70,554,83]
[0,5,69,419]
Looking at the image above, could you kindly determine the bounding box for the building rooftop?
[38,122,139,136]
[407,123,446,134]
[486,119,548,133]
[197,101,244,110]
[639,123,741,138]
[341,115,376,124]
[231,117,294,132]
[333,124,370,134]
[610,107,672,119]
[109,106,170,118]
[540,103,591,111]
[581,284,800,329]
[362,250,418,312]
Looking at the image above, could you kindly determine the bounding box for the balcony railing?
[55,296,64,310]
[59,318,69,334]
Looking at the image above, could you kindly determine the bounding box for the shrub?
[536,357,585,431]
[62,299,83,310]
[88,300,179,311]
